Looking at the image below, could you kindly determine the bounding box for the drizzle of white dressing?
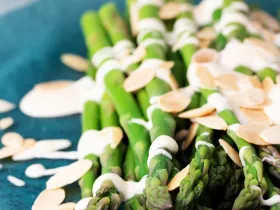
[113,40,134,59]
[174,18,197,38]
[228,123,241,133]
[219,39,280,72]
[92,173,147,201]
[239,146,250,167]
[207,92,231,112]
[179,86,197,99]
[137,29,155,44]
[7,175,25,187]
[267,85,280,103]
[0,99,16,113]
[75,197,92,210]
[194,0,224,26]
[92,47,114,67]
[147,149,172,167]
[137,18,166,34]
[35,151,79,160]
[173,35,199,52]
[140,38,167,50]
[136,0,163,10]
[260,194,280,206]
[25,164,66,178]
[195,140,214,149]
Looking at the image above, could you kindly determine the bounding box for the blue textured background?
[0,0,279,209]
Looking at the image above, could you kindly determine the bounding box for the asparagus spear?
[123,146,136,181]
[259,146,280,180]
[265,173,280,210]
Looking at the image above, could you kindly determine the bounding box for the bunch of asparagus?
[75,0,280,209]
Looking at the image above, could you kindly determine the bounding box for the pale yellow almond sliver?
[1,132,24,149]
[159,2,182,19]
[124,68,155,92]
[196,66,215,89]
[197,27,216,40]
[35,81,73,91]
[259,125,280,144]
[132,45,146,63]
[196,115,227,130]
[236,124,268,146]
[192,48,219,64]
[214,73,239,91]
[249,75,262,88]
[235,88,265,108]
[0,147,20,159]
[244,37,280,57]
[169,75,179,90]
[240,108,271,127]
[55,202,76,210]
[0,99,15,113]
[46,159,92,190]
[32,189,65,210]
[0,117,14,130]
[178,106,215,119]
[199,40,212,49]
[158,90,191,113]
[219,139,242,167]
[168,165,190,191]
[276,74,280,85]
[182,123,199,151]
[101,126,123,149]
[159,61,175,70]
[251,10,280,32]
[61,54,88,72]
[262,77,275,94]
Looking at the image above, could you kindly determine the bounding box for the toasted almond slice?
[159,61,175,70]
[262,77,275,93]
[249,75,262,88]
[124,68,155,92]
[32,189,65,210]
[61,54,88,72]
[0,147,20,159]
[0,117,14,130]
[199,39,212,49]
[169,75,179,90]
[240,108,271,127]
[236,124,268,146]
[159,2,182,19]
[168,165,190,191]
[192,48,219,64]
[0,99,15,113]
[197,27,216,40]
[259,125,280,144]
[17,139,36,153]
[35,81,73,91]
[196,115,227,130]
[46,159,92,190]
[234,88,265,108]
[1,132,24,149]
[101,127,123,149]
[196,66,215,89]
[175,129,189,142]
[158,90,191,113]
[251,10,280,32]
[219,139,242,167]
[178,106,215,119]
[276,74,280,85]
[244,37,280,57]
[55,202,76,210]
[214,73,239,91]
[182,123,198,151]
[132,45,146,63]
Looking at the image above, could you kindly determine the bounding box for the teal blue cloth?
[0,0,279,209]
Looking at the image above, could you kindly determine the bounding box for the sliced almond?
[234,88,266,108]
[249,75,262,88]
[159,61,175,70]
[175,129,189,142]
[244,37,280,57]
[101,126,123,149]
[55,203,76,210]
[197,27,216,40]
[259,125,280,144]
[32,189,65,210]
[169,74,179,90]
[196,115,227,130]
[159,2,183,19]
[236,124,268,146]
[158,90,190,113]
[17,139,37,153]
[1,132,24,149]
[251,10,280,32]
[0,117,14,130]
[178,105,215,119]
[124,68,155,92]
[192,48,219,64]
[196,66,215,89]
[262,77,275,93]
[0,147,20,159]
[35,81,73,91]
[182,123,198,151]
[240,108,271,127]
[276,74,280,84]
[61,54,88,72]
[46,159,92,190]
[0,99,15,113]
[132,45,146,63]
[219,139,242,167]
[168,165,190,191]
[214,73,239,91]
[199,40,212,49]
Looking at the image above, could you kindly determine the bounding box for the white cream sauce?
[147,149,172,167]
[75,197,92,210]
[195,140,214,149]
[35,151,79,160]
[238,146,250,167]
[25,164,66,178]
[207,92,231,112]
[137,18,166,34]
[92,47,114,67]
[7,175,25,187]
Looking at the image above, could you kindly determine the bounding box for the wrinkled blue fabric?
[0,0,278,209]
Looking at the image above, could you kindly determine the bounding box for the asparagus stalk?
[265,173,280,210]
[259,146,280,180]
[123,146,136,181]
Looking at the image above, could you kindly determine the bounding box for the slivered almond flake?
[197,27,216,40]
[55,202,76,210]
[168,165,190,191]
[259,125,280,144]
[249,75,262,88]
[124,68,155,92]
[199,40,212,49]
[0,117,14,130]
[240,108,271,127]
[196,66,215,89]
[175,129,188,142]
[1,132,24,149]
[46,159,92,190]
[182,123,198,151]
[219,139,242,167]
[195,115,227,130]
[32,189,65,210]
[262,77,275,93]
[214,74,239,91]
[251,10,280,32]
[0,99,15,113]
[35,81,73,91]
[159,61,175,70]
[192,48,219,64]
[236,124,268,146]
[244,38,280,56]
[132,45,146,63]
[169,74,179,90]
[101,127,123,149]
[276,74,280,84]
[178,105,215,119]
[234,88,265,108]
[0,147,20,159]
[158,90,190,113]
[17,139,36,153]
[61,54,88,72]
[159,2,184,19]
[7,175,25,187]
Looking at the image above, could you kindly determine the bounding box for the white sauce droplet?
[75,197,92,210]
[264,103,280,125]
[195,140,215,149]
[137,18,166,34]
[228,123,241,133]
[0,99,15,113]
[7,175,25,187]
[207,93,231,112]
[25,164,67,178]
[238,146,251,167]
